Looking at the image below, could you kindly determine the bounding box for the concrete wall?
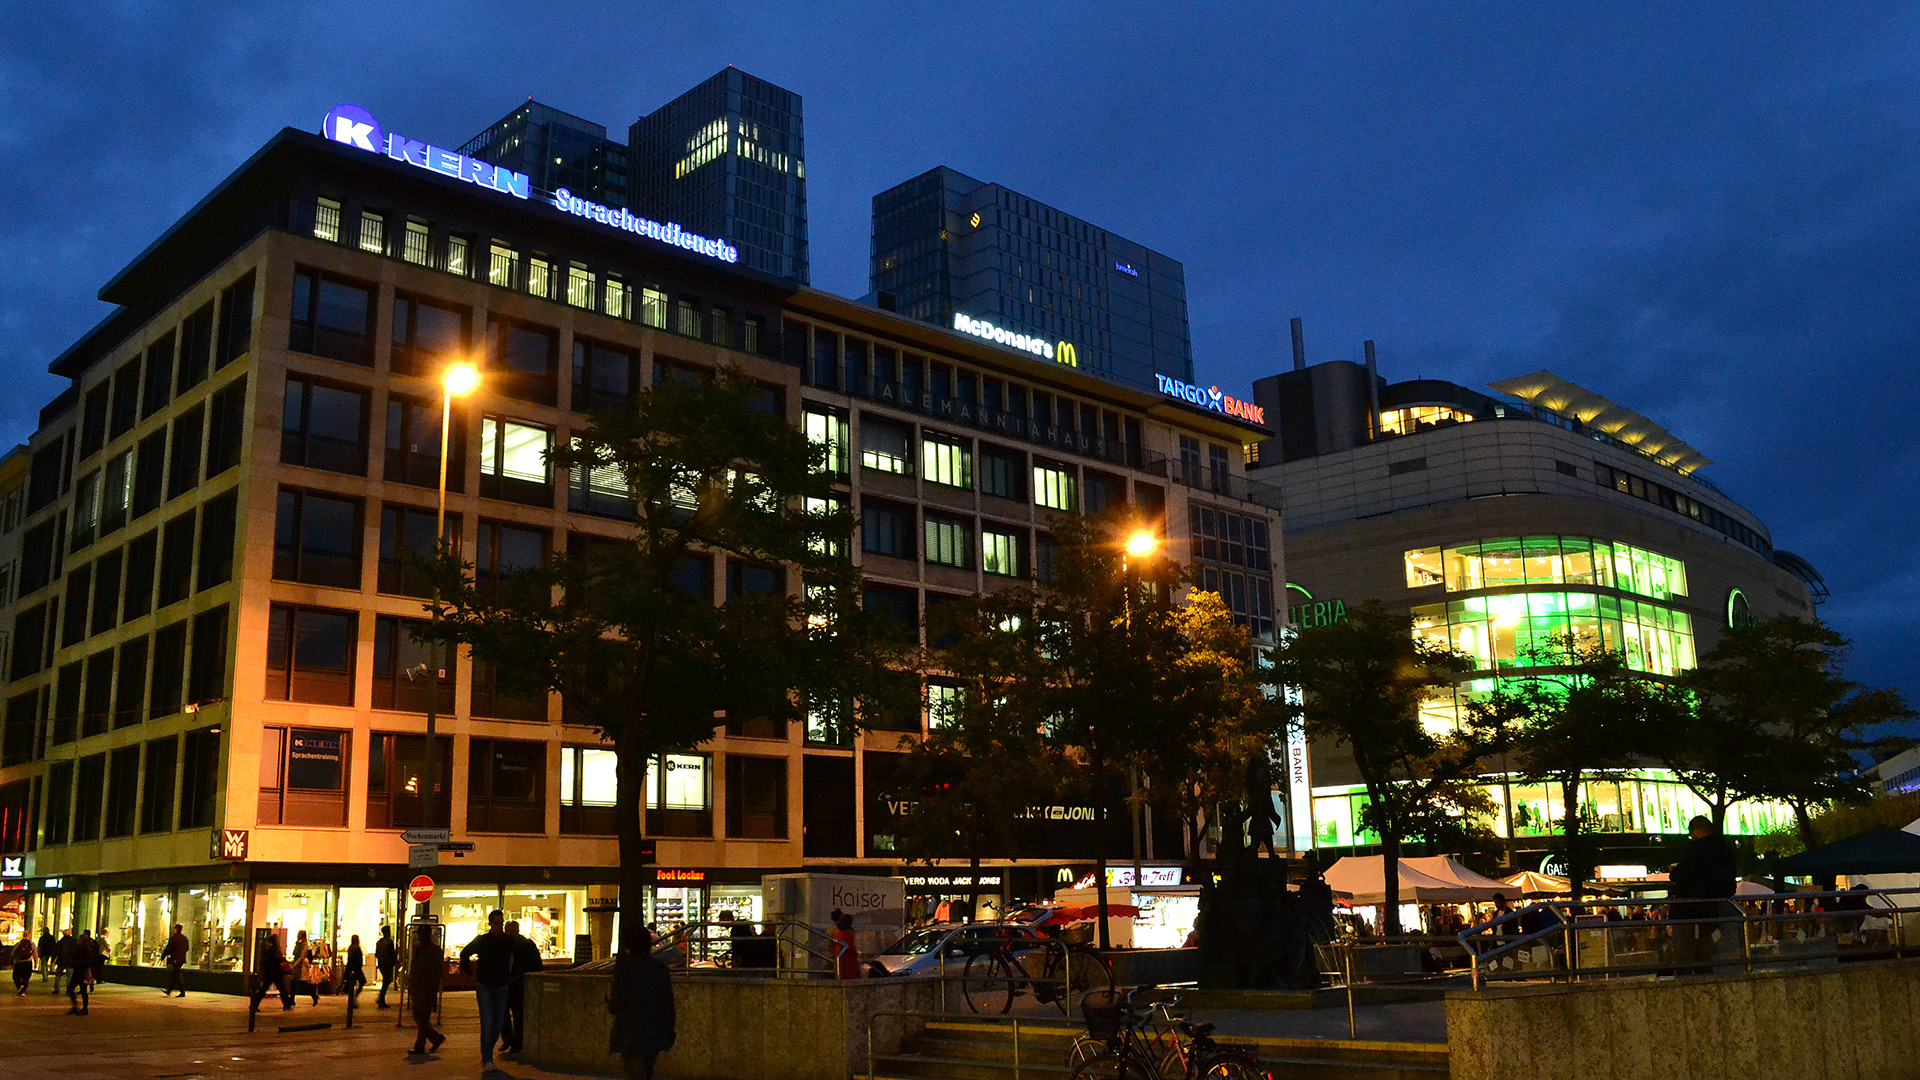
[1447,959,1920,1080]
[524,971,941,1080]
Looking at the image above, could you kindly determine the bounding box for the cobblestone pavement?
[0,979,593,1079]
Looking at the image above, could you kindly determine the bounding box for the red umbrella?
[1060,903,1141,920]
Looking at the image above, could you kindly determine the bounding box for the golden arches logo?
[1055,341,1078,368]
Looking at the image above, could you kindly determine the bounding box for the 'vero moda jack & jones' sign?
[322,105,737,265]
[1153,374,1266,425]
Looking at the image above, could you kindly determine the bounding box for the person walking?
[1668,814,1737,973]
[34,927,53,983]
[250,932,293,1012]
[833,913,861,980]
[164,924,189,997]
[66,930,96,1015]
[374,925,396,1008]
[10,933,34,995]
[499,919,543,1058]
[343,933,366,1005]
[51,928,73,995]
[607,931,675,1080]
[406,925,446,1058]
[459,910,515,1072]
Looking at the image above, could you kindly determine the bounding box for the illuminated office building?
[869,167,1193,393]
[459,100,630,209]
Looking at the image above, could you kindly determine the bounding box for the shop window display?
[103,890,140,964]
[501,886,588,962]
[180,883,247,971]
[258,886,335,963]
[140,890,173,966]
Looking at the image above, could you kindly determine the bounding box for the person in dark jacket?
[343,934,366,1003]
[459,910,514,1072]
[250,932,293,1012]
[66,930,96,1015]
[1668,815,1737,972]
[607,931,675,1080]
[406,925,445,1058]
[50,929,72,994]
[35,928,53,983]
[164,924,189,997]
[499,919,543,1057]
[11,933,34,995]
[374,925,397,1008]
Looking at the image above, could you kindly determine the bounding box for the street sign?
[409,844,438,870]
[400,828,451,845]
[408,875,435,903]
[437,841,475,852]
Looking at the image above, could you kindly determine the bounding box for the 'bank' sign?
[1154,375,1265,425]
[324,104,529,199]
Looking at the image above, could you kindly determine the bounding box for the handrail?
[1458,885,1920,988]
[641,919,844,978]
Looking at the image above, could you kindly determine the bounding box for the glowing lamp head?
[1125,532,1158,558]
[443,363,480,397]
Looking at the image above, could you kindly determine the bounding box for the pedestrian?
[374,925,396,1008]
[606,930,675,1080]
[34,927,53,982]
[1668,814,1737,973]
[343,933,366,1004]
[66,930,95,1015]
[10,933,34,995]
[833,913,861,980]
[459,909,514,1072]
[406,925,446,1058]
[499,919,543,1058]
[250,932,293,1012]
[51,928,73,995]
[164,924,189,997]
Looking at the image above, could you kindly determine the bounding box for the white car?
[866,922,1044,977]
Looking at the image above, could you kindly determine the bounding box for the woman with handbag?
[290,931,319,1005]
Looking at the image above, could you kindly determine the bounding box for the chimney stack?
[1364,340,1382,440]
[1290,318,1306,370]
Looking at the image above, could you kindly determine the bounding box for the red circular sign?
[408,875,435,904]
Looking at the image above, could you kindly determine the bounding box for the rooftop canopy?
[1489,370,1712,475]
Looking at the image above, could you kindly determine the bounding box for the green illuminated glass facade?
[1406,536,1687,601]
[1312,770,1793,846]
[1411,592,1696,678]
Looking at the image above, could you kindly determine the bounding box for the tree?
[1267,601,1491,935]
[1676,618,1912,848]
[1484,638,1676,903]
[888,592,1073,914]
[422,368,911,950]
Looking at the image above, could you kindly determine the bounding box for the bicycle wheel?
[962,949,1020,1015]
[1062,945,1115,1011]
[1070,1050,1158,1080]
[1066,1035,1111,1070]
[1196,1052,1264,1079]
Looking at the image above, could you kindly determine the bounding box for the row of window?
[308,202,766,353]
[68,377,247,555]
[9,494,236,685]
[1404,536,1688,601]
[1411,591,1698,678]
[860,500,1049,578]
[1592,461,1769,557]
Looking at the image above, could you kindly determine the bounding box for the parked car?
[866,922,1045,977]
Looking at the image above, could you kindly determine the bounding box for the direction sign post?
[409,844,438,870]
[401,828,451,846]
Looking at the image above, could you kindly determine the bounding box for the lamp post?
[1121,530,1157,924]
[418,362,478,916]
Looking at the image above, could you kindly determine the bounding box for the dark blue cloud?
[2,1,1911,715]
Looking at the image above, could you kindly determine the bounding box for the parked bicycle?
[1069,986,1267,1079]
[960,924,1114,1015]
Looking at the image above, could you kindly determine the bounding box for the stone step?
[876,1022,1450,1080]
[868,1052,1077,1080]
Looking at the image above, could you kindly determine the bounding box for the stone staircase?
[864,1018,1451,1080]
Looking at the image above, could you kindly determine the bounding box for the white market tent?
[1324,855,1510,905]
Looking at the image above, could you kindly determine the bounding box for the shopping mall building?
[0,107,1279,988]
[1249,352,1823,873]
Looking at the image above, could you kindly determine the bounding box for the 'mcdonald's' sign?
[1155,374,1266,425]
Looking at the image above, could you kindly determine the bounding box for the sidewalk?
[0,979,600,1079]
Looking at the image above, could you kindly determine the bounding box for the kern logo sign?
[1154,374,1265,425]
[323,104,530,199]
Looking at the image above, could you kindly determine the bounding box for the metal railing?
[636,919,846,979]
[1458,886,1920,989]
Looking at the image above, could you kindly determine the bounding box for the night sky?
[4,3,1913,726]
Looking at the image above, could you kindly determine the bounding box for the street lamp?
[419,361,478,905]
[1119,528,1159,938]
[1124,531,1157,560]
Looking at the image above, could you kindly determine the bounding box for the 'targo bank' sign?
[1154,374,1265,425]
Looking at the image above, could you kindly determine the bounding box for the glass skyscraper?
[459,101,630,209]
[869,166,1192,392]
[628,68,808,283]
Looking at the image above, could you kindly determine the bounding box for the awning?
[1324,856,1509,905]
[1778,826,1920,876]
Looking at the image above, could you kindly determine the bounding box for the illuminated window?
[358,211,385,255]
[402,220,430,265]
[1378,405,1471,436]
[445,235,470,277]
[861,418,912,474]
[640,287,667,328]
[527,257,554,300]
[1412,536,1686,601]
[922,434,972,490]
[1033,461,1076,511]
[924,514,970,569]
[927,682,963,729]
[646,753,711,810]
[566,263,593,309]
[804,408,848,477]
[603,277,630,319]
[488,242,518,288]
[981,528,1023,577]
[313,198,341,243]
[479,417,553,506]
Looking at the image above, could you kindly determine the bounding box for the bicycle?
[961,925,1115,1014]
[1067,988,1268,1079]
[1066,991,1184,1071]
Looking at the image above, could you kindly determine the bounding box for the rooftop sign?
[552,188,738,263]
[953,313,1076,366]
[1154,374,1265,425]
[323,104,528,199]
